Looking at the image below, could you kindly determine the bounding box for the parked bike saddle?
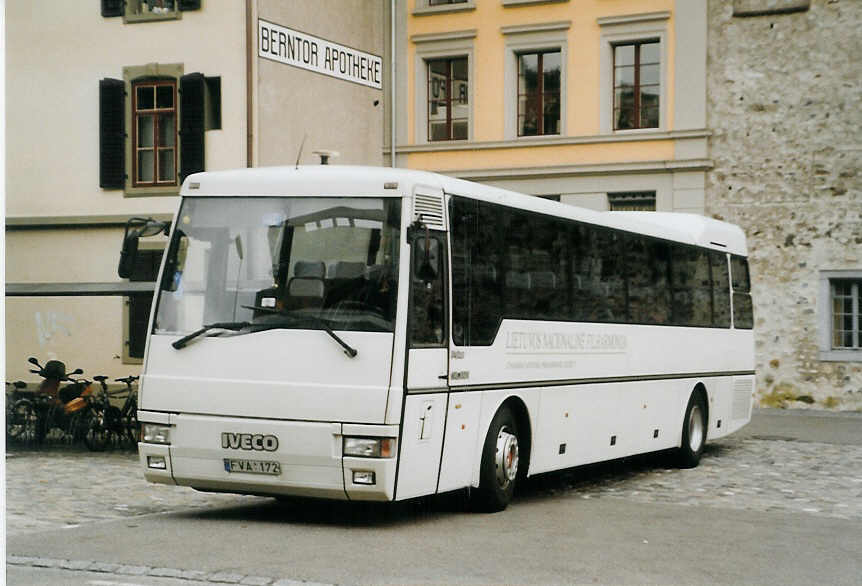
[93,375,109,382]
[43,360,66,380]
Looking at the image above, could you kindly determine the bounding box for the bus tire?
[474,406,520,513]
[678,391,707,468]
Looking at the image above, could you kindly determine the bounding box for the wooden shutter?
[99,78,125,189]
[178,0,202,10]
[101,0,123,17]
[179,73,205,182]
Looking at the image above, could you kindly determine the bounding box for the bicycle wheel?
[84,415,113,452]
[7,399,37,444]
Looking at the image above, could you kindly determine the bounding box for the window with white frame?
[427,57,469,141]
[598,12,668,134]
[818,271,862,361]
[518,50,561,136]
[831,280,861,350]
[502,21,569,140]
[412,29,474,143]
[613,40,660,130]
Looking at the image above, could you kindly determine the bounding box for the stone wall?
[706,0,862,409]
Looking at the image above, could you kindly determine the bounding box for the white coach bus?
[131,165,754,512]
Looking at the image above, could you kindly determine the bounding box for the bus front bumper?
[138,412,397,502]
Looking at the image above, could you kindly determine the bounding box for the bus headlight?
[141,423,171,445]
[343,437,395,458]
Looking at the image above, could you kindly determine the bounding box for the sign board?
[258,19,383,90]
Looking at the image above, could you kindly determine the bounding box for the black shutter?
[178,0,202,11]
[101,0,123,17]
[99,78,125,189]
[180,73,206,182]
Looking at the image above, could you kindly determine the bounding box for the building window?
[831,280,861,349]
[613,40,660,130]
[427,57,469,141]
[608,191,656,211]
[518,50,561,136]
[100,65,217,195]
[132,80,177,187]
[429,0,467,4]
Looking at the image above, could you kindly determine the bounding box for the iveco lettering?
[133,165,754,511]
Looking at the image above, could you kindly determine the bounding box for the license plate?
[223,458,282,476]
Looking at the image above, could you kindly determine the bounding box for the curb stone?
[6,556,334,586]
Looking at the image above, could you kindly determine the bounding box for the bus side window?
[710,251,731,328]
[731,256,753,329]
[410,236,446,346]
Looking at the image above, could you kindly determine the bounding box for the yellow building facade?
[391,0,708,213]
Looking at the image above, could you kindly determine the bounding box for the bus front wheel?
[475,406,520,513]
[678,391,707,468]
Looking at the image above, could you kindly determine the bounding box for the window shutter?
[178,0,202,11]
[101,0,123,17]
[99,78,125,189]
[180,73,206,182]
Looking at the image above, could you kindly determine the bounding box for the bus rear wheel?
[678,391,707,468]
[474,406,520,513]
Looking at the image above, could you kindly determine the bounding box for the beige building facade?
[5,0,387,382]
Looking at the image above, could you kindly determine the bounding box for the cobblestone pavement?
[526,434,862,521]
[5,448,256,536]
[6,414,862,539]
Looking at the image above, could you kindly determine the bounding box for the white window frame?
[413,0,475,16]
[412,30,476,144]
[598,12,669,134]
[502,21,569,141]
[818,270,862,362]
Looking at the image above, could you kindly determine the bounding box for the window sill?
[125,185,180,198]
[399,128,708,153]
[502,0,569,6]
[413,3,476,16]
[612,126,663,135]
[819,349,862,363]
[124,11,181,24]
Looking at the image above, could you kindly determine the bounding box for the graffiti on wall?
[34,311,76,355]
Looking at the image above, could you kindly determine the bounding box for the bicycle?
[115,375,140,447]
[85,375,129,451]
[6,381,38,445]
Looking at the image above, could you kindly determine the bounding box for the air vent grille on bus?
[414,193,445,230]
[732,377,754,420]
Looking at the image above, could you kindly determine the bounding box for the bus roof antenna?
[312,150,340,165]
[295,133,307,170]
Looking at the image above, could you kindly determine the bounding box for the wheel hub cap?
[495,428,519,488]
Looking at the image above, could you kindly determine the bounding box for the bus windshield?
[154,196,402,336]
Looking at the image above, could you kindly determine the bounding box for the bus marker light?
[353,471,375,485]
[344,437,394,458]
[142,424,171,445]
[148,456,167,470]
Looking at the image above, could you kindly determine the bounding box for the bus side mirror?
[413,237,440,283]
[160,232,188,292]
[118,233,140,279]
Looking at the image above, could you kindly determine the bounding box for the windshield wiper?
[172,321,251,350]
[241,305,358,358]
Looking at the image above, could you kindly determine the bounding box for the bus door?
[396,188,449,500]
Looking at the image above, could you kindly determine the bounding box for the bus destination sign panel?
[258,19,383,90]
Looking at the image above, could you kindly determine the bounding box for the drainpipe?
[390,0,397,167]
[246,0,254,167]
